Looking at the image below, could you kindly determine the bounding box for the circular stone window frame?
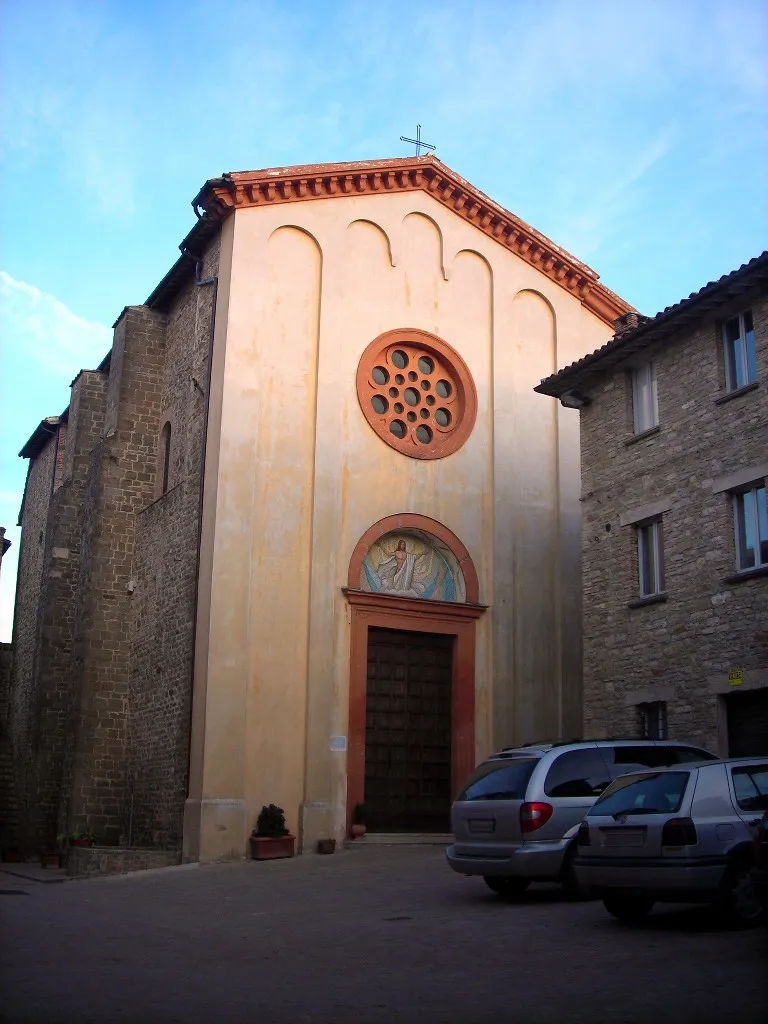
[356,328,478,460]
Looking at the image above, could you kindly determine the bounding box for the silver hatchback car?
[574,757,768,926]
[445,740,716,898]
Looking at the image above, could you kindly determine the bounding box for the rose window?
[356,329,477,460]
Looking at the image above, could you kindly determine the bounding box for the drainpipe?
[184,253,218,803]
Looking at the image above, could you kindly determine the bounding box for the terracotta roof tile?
[147,156,631,326]
[535,251,768,397]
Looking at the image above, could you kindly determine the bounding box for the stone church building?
[9,156,629,862]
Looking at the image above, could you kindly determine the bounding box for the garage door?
[727,688,768,756]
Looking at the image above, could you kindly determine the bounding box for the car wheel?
[602,894,654,923]
[714,861,763,929]
[560,843,591,901]
[483,876,530,899]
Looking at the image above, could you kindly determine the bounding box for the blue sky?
[1,0,766,638]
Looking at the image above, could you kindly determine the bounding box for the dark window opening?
[161,423,171,494]
[638,701,667,740]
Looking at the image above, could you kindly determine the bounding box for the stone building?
[0,527,10,575]
[0,527,13,854]
[536,252,768,756]
[8,156,630,862]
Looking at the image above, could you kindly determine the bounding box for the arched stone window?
[160,422,172,494]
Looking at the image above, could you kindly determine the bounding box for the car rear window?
[606,745,716,777]
[671,747,718,763]
[458,758,538,801]
[589,771,691,817]
[731,764,768,812]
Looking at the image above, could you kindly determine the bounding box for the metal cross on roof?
[400,124,436,157]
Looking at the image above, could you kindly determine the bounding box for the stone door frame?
[344,591,485,831]
[344,513,485,832]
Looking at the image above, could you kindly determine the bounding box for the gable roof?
[535,251,768,398]
[18,416,64,460]
[147,155,630,326]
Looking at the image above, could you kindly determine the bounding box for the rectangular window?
[733,484,768,571]
[631,362,658,433]
[637,518,664,596]
[723,310,757,391]
[638,701,668,741]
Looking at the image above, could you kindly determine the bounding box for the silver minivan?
[574,757,768,926]
[445,740,717,898]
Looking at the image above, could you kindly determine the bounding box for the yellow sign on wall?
[728,669,744,687]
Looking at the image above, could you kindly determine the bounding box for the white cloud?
[0,529,19,643]
[0,273,111,641]
[0,271,111,379]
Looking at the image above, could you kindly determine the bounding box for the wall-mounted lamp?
[560,390,591,409]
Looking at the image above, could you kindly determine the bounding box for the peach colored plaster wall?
[185,189,613,861]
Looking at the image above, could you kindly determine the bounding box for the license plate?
[468,819,495,834]
[600,828,645,848]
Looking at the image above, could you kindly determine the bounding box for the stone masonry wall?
[36,376,108,850]
[127,238,219,848]
[66,845,181,878]
[9,378,107,853]
[9,434,58,850]
[9,240,218,857]
[67,307,167,845]
[580,290,768,752]
[0,642,15,851]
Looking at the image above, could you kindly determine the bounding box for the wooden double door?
[364,627,453,832]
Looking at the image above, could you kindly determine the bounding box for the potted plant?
[58,827,96,849]
[350,803,367,839]
[316,838,336,855]
[249,804,295,860]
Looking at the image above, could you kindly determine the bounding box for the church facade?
[9,157,629,862]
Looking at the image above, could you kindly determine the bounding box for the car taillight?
[577,822,591,846]
[661,817,698,847]
[520,802,553,833]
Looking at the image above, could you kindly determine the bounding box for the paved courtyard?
[1,845,764,1023]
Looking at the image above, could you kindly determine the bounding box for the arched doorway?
[345,515,485,833]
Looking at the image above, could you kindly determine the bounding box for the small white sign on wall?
[330,735,347,752]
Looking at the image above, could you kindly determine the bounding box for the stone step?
[344,833,453,849]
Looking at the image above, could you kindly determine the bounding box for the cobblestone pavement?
[1,846,764,1024]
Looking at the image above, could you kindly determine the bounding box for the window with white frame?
[637,518,664,597]
[723,310,757,392]
[733,483,768,571]
[638,701,668,740]
[631,362,658,434]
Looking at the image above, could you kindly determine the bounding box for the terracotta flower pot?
[350,824,367,839]
[71,838,94,848]
[40,852,63,869]
[316,838,336,855]
[249,834,296,860]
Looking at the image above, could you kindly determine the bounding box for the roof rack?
[504,735,649,751]
[516,738,582,748]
